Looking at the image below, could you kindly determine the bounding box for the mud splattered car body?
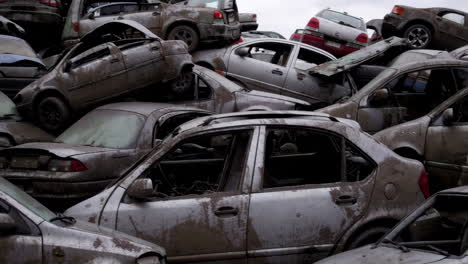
[15,20,193,132]
[0,103,210,207]
[62,0,241,51]
[375,87,468,194]
[0,176,166,263]
[316,188,468,264]
[65,111,426,263]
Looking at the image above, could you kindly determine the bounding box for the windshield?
[182,0,219,8]
[383,194,468,256]
[0,36,37,58]
[56,109,146,149]
[0,177,56,221]
[318,10,365,31]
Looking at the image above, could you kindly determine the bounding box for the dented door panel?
[0,236,42,264]
[357,107,407,133]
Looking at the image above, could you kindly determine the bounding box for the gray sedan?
[0,103,210,209]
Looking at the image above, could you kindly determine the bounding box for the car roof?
[95,102,209,117]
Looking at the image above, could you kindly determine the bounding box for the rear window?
[56,109,146,149]
[318,10,365,31]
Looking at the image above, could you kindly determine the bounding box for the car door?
[0,199,42,264]
[115,128,258,263]
[227,41,294,94]
[284,47,349,104]
[247,126,375,263]
[436,11,468,49]
[425,91,468,193]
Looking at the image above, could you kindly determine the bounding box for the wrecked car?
[0,103,210,209]
[62,0,241,52]
[193,36,408,107]
[0,176,166,263]
[316,46,468,133]
[0,35,47,99]
[382,5,468,50]
[301,9,368,57]
[15,20,193,132]
[375,87,468,193]
[152,65,312,112]
[65,110,427,263]
[0,15,25,38]
[316,188,468,264]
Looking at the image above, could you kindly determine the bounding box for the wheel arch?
[33,89,71,113]
[164,20,200,40]
[342,217,400,250]
[393,146,424,161]
[195,61,215,71]
[401,19,435,37]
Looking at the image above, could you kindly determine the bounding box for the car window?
[141,131,252,199]
[56,109,146,149]
[154,112,210,142]
[0,199,37,235]
[262,128,375,189]
[442,12,465,25]
[295,48,331,71]
[70,44,111,69]
[242,42,294,67]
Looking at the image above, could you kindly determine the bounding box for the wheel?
[404,24,432,49]
[169,70,194,96]
[36,96,70,132]
[346,226,391,250]
[167,25,200,52]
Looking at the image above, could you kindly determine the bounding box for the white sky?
[236,0,468,37]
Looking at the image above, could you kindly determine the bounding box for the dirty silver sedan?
[315,187,468,264]
[0,176,166,263]
[15,20,193,132]
[65,111,427,263]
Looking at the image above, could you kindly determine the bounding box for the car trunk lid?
[316,16,366,44]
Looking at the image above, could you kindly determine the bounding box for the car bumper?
[382,14,405,38]
[0,9,62,25]
[301,33,361,57]
[198,23,241,42]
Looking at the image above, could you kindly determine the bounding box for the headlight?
[136,256,161,264]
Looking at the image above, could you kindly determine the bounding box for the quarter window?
[442,13,465,25]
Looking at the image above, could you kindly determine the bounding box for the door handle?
[272,69,283,76]
[335,195,357,205]
[214,206,238,217]
[297,73,306,80]
[110,58,120,64]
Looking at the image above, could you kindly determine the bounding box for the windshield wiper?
[381,238,410,253]
[50,213,76,225]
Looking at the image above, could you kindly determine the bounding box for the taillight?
[73,22,79,33]
[214,10,223,19]
[392,6,405,15]
[355,33,368,44]
[307,17,320,31]
[418,169,430,199]
[48,159,87,172]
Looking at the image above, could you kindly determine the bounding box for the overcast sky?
[236,0,468,38]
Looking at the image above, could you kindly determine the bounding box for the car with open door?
[0,103,210,210]
[65,111,427,263]
[14,20,193,133]
[0,176,166,264]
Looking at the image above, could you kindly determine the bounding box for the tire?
[169,69,194,96]
[36,96,70,132]
[404,24,432,49]
[346,226,391,250]
[167,25,199,52]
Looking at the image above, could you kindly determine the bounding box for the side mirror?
[369,88,389,107]
[235,47,250,57]
[442,108,454,126]
[127,179,153,200]
[0,213,16,235]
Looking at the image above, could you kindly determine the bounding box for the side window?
[262,128,375,189]
[143,131,252,198]
[0,200,38,235]
[96,5,123,17]
[295,48,331,70]
[197,76,212,100]
[70,46,111,69]
[444,93,468,124]
[452,68,468,90]
[154,113,210,142]
[242,43,294,67]
[442,13,465,25]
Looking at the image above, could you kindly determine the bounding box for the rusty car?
[64,110,427,263]
[152,65,312,112]
[0,91,52,148]
[14,20,193,132]
[0,103,211,209]
[0,34,47,99]
[315,187,468,264]
[374,87,468,194]
[382,5,468,50]
[193,36,408,107]
[0,176,167,263]
[316,47,468,134]
[62,0,241,52]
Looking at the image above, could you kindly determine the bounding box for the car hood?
[310,37,408,76]
[80,20,159,45]
[3,142,118,158]
[315,245,447,264]
[0,121,53,145]
[243,90,310,105]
